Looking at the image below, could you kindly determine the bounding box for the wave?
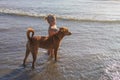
[0,8,46,18]
[0,8,120,22]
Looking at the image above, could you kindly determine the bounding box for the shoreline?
[1,13,120,23]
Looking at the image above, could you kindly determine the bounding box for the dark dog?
[23,27,72,69]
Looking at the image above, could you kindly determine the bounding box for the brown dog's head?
[59,27,72,36]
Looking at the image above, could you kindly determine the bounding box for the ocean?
[1,0,120,21]
[0,0,120,80]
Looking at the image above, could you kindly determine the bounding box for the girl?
[45,14,58,56]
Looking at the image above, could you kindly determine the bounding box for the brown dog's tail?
[27,28,34,41]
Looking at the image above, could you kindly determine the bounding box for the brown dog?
[23,27,72,69]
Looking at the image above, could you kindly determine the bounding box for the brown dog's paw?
[54,58,57,62]
[23,64,26,68]
[32,66,35,70]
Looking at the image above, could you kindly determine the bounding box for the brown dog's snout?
[67,31,72,35]
[69,32,72,35]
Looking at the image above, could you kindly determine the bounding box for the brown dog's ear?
[59,27,66,32]
[59,27,64,32]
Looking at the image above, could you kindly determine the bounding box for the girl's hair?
[45,14,56,24]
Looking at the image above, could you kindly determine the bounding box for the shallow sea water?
[0,14,120,80]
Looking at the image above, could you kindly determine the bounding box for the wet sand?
[0,14,120,80]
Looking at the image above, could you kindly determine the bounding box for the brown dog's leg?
[48,49,50,55]
[50,49,54,58]
[31,47,38,69]
[23,48,30,67]
[32,52,37,69]
[54,48,58,61]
